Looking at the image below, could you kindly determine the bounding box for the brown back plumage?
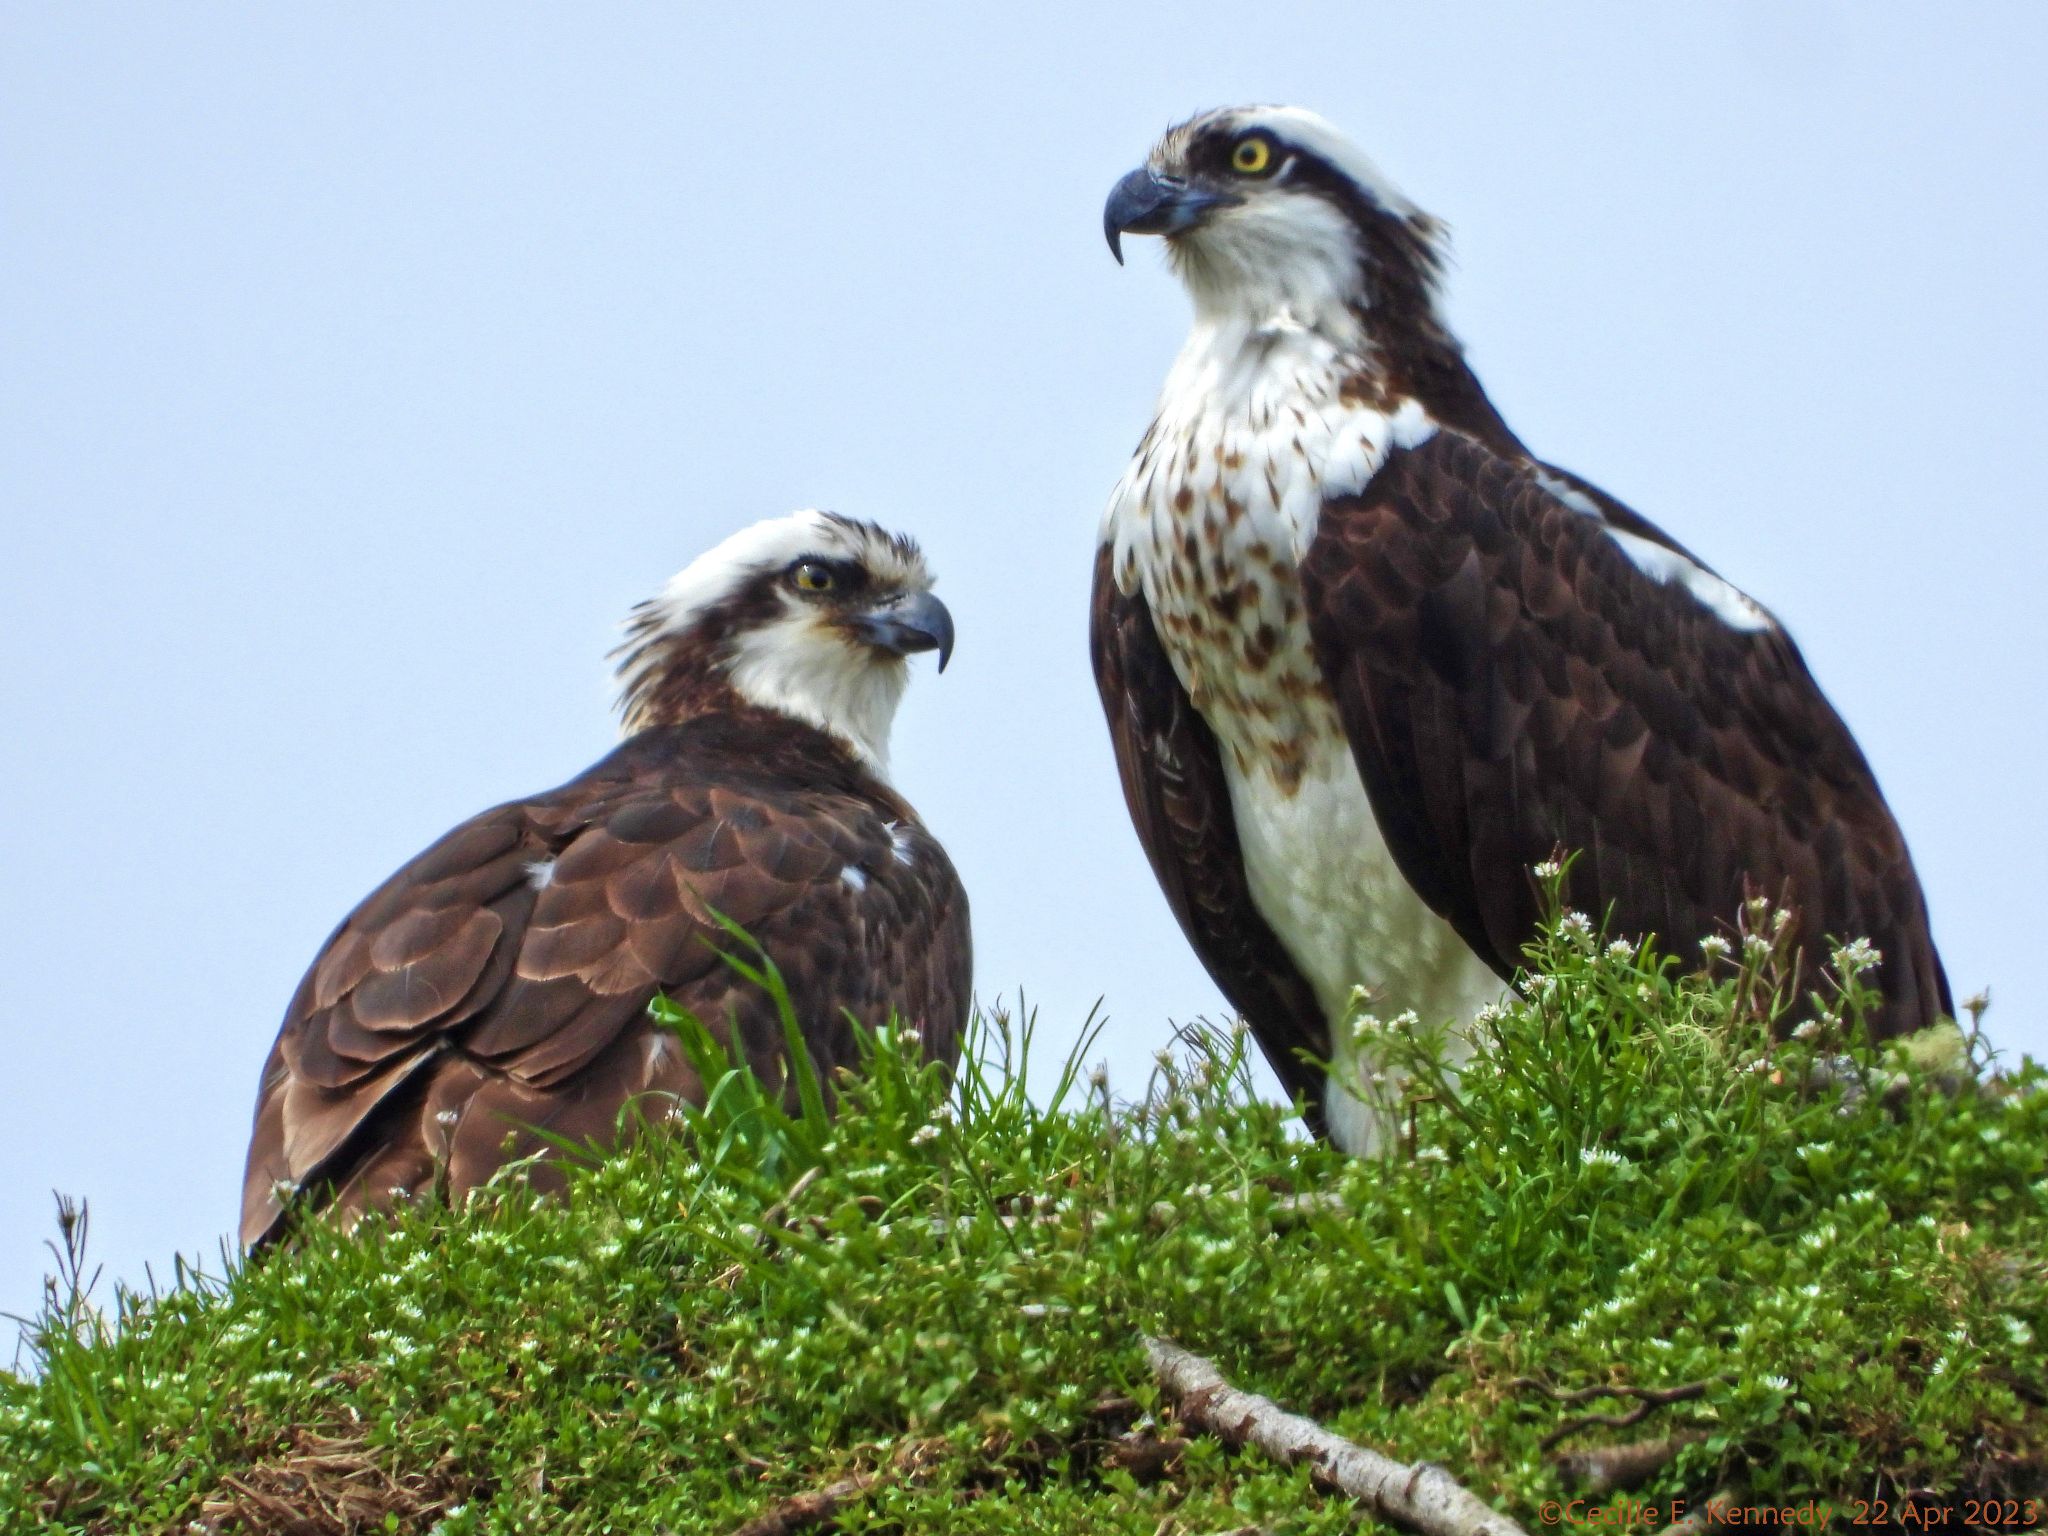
[241,711,970,1247]
[1300,433,1950,1037]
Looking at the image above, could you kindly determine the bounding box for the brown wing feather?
[1300,430,1949,1036]
[1090,545,1332,1128]
[241,716,971,1247]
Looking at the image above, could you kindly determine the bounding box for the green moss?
[5,915,2043,1533]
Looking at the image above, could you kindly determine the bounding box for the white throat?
[1171,193,1371,338]
[726,629,906,777]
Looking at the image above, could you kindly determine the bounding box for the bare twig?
[725,1471,877,1536]
[1551,1431,1707,1492]
[745,1167,824,1251]
[1507,1377,1712,1452]
[1104,1427,1190,1480]
[1146,1337,1527,1536]
[1089,1392,1140,1421]
[724,1438,939,1536]
[1508,1377,1711,1410]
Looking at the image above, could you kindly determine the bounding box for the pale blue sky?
[6,3,2044,1332]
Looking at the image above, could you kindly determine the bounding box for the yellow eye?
[793,562,835,593]
[1231,136,1273,175]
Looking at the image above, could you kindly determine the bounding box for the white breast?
[1106,314,1501,1153]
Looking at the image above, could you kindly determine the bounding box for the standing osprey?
[241,512,969,1246]
[1096,106,1949,1152]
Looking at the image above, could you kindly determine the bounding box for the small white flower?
[909,1123,941,1146]
[1699,934,1732,962]
[1087,1063,1109,1090]
[1833,938,1882,975]
[1761,1373,1791,1392]
[1579,1146,1626,1169]
[1533,860,1562,881]
[1607,939,1636,961]
[1558,911,1595,948]
[1415,1145,1448,1163]
[1153,1047,1176,1070]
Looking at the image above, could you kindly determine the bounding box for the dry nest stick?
[1147,1337,1529,1536]
[725,1470,877,1536]
[1507,1376,1712,1453]
[1551,1432,1708,1493]
[724,1437,941,1536]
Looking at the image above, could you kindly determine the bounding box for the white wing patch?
[1534,469,1774,634]
[840,864,870,893]
[525,857,557,889]
[886,822,916,867]
[1605,529,1774,633]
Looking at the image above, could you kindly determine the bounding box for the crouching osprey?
[241,512,969,1245]
[1096,106,1949,1152]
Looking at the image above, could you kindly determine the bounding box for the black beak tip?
[860,592,955,674]
[1105,221,1126,265]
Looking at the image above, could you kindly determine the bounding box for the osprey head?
[614,510,952,773]
[1104,106,1447,329]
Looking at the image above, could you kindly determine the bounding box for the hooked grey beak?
[854,590,955,672]
[1103,167,1231,264]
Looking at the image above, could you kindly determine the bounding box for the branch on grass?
[725,1471,877,1536]
[1104,1427,1190,1481]
[724,1438,940,1536]
[1506,1376,1712,1453]
[1146,1337,1527,1536]
[714,1167,828,1288]
[1551,1431,1708,1493]
[741,1166,824,1252]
